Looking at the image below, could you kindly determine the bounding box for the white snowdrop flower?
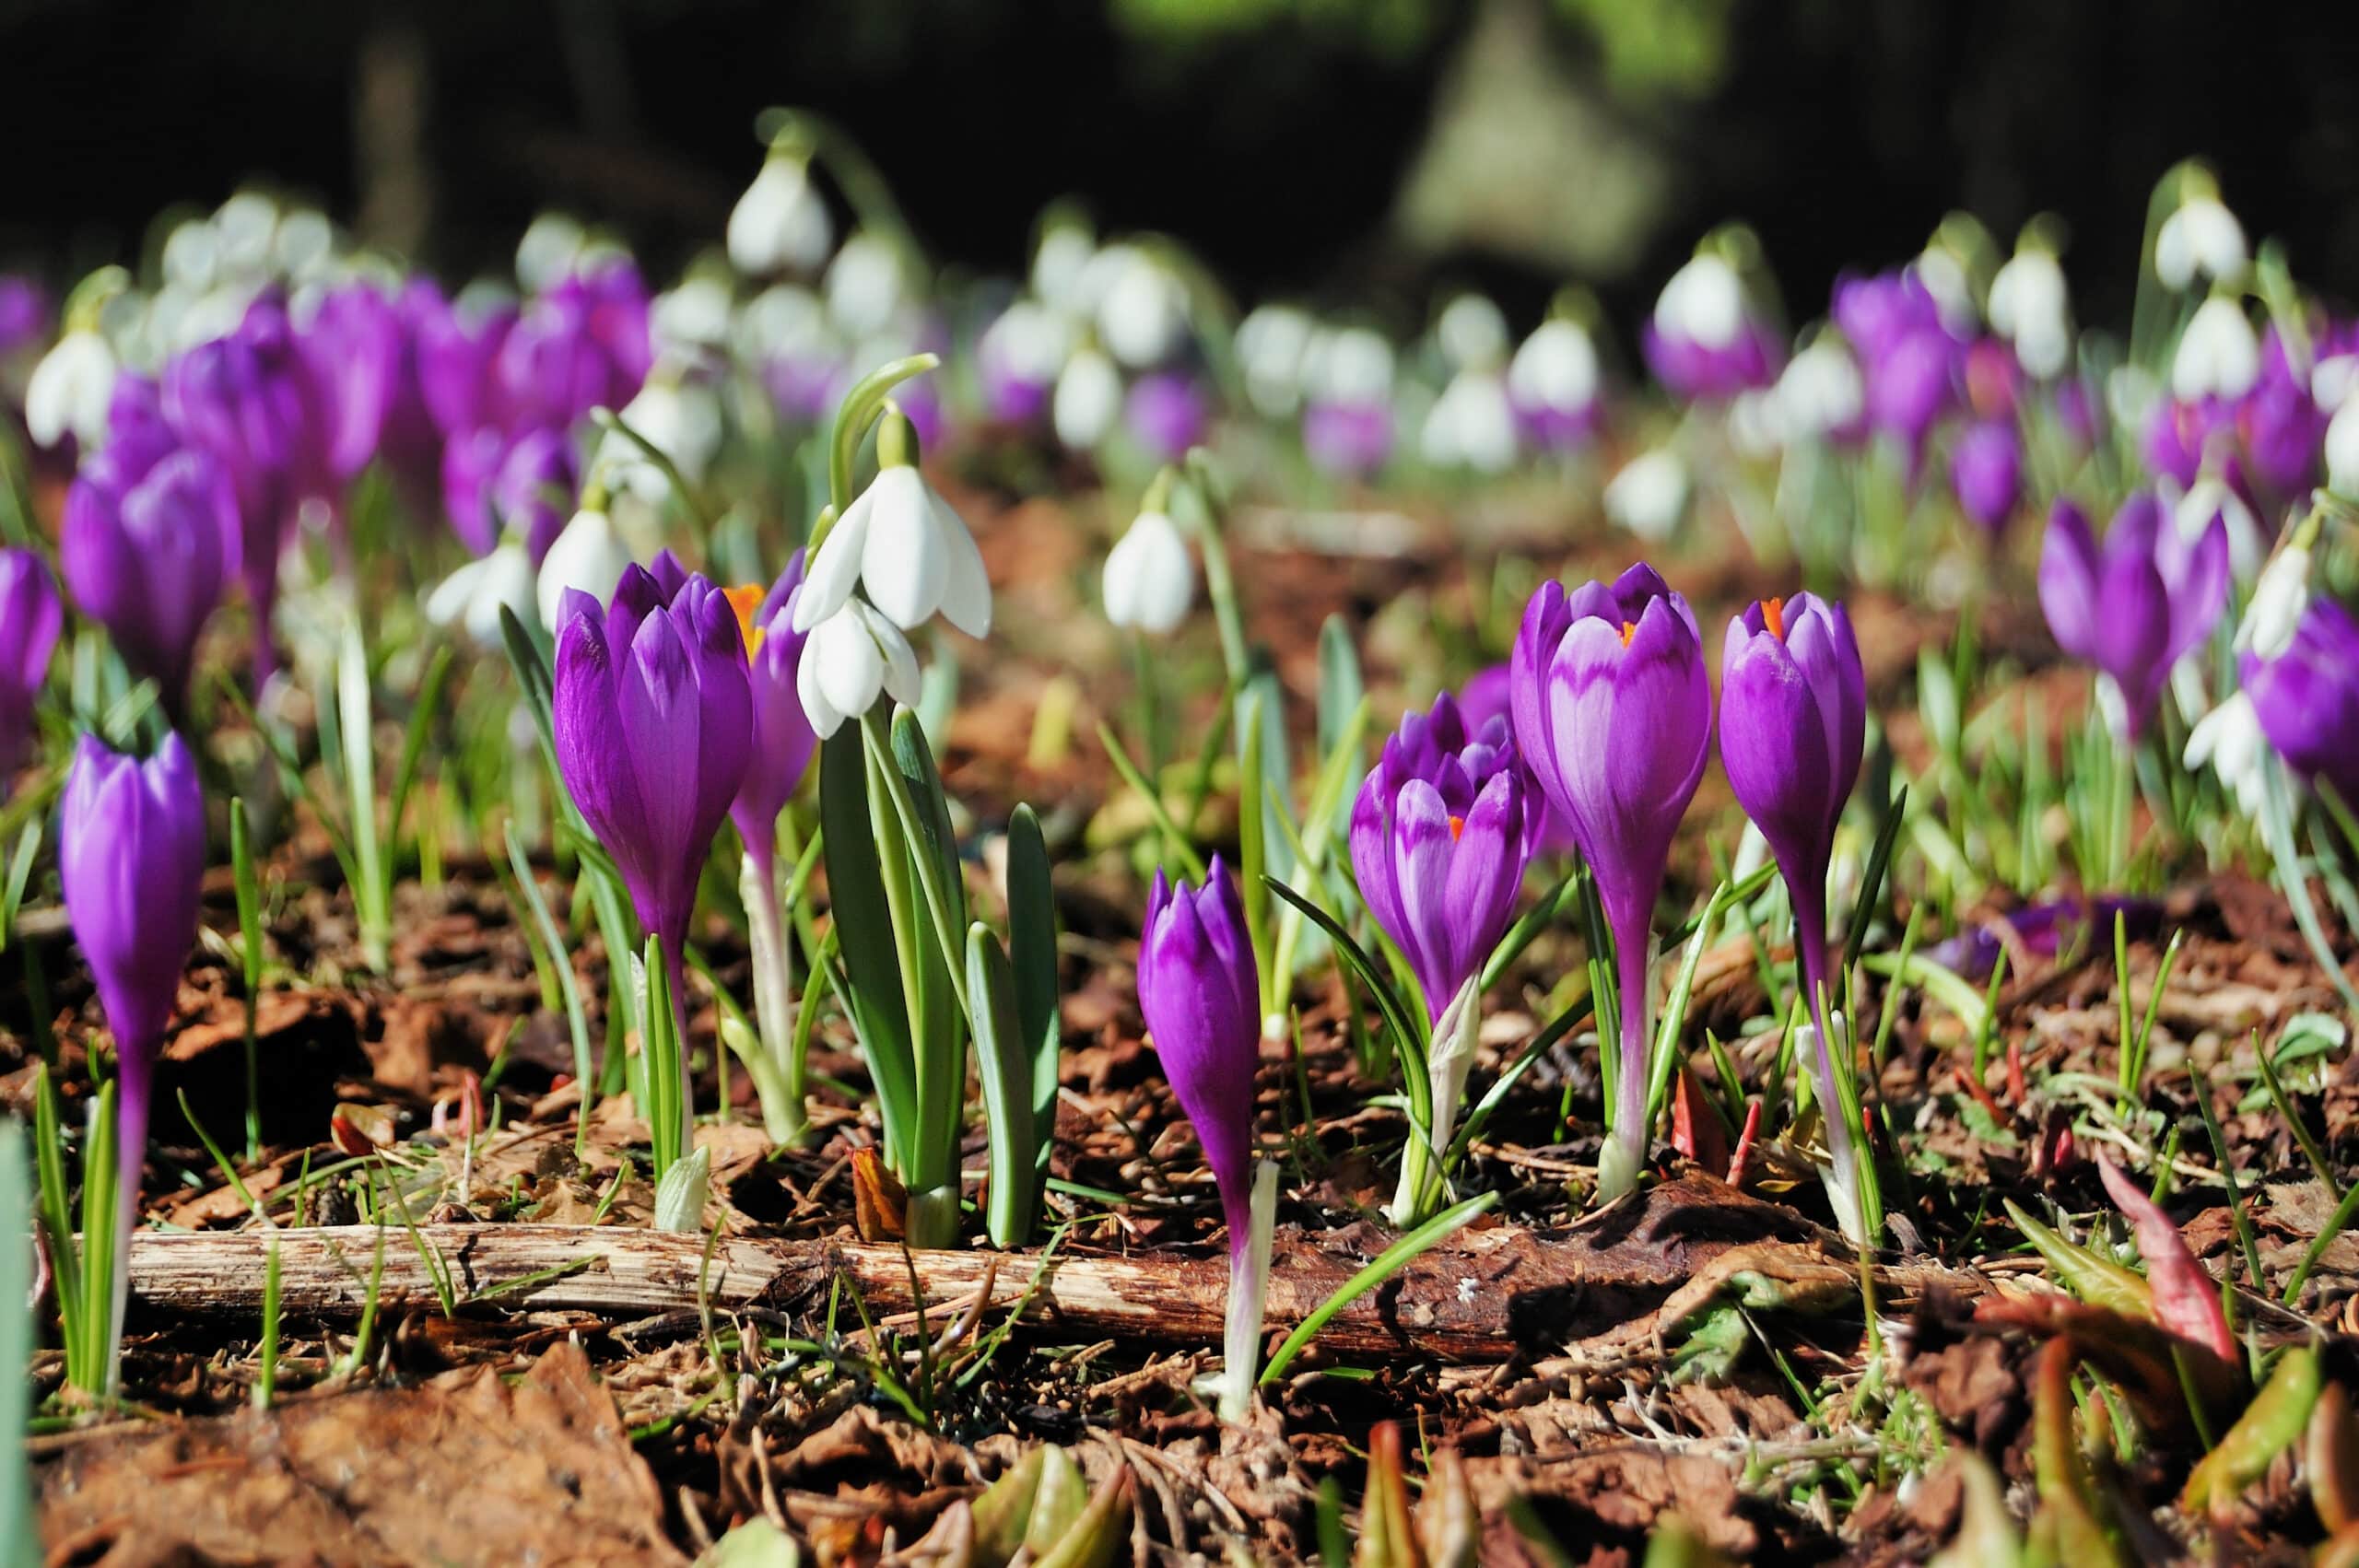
[1988,247,2073,379]
[1775,336,1863,439]
[25,329,116,450]
[2312,355,2359,415]
[1508,319,1600,415]
[516,213,587,294]
[214,192,280,281]
[273,209,334,282]
[1654,252,1745,351]
[425,534,536,649]
[1419,369,1516,473]
[727,151,834,277]
[1913,245,1978,336]
[2185,691,2268,817]
[2173,474,2265,581]
[170,288,250,356]
[1315,326,1395,404]
[824,233,907,340]
[602,379,723,502]
[734,283,832,364]
[2171,296,2260,403]
[1726,389,1786,457]
[793,413,990,639]
[1437,294,1508,370]
[1053,346,1122,450]
[536,499,635,632]
[1102,510,1194,635]
[2328,395,2359,497]
[1603,449,1689,541]
[798,598,921,739]
[2238,542,2312,660]
[1031,222,1097,314]
[1097,253,1188,369]
[980,300,1072,391]
[161,220,221,294]
[2155,196,2248,290]
[651,275,734,358]
[1236,304,1315,416]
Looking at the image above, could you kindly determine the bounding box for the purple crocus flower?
[0,551,61,788]
[1834,270,1962,465]
[97,373,179,484]
[1719,593,1866,1230]
[726,552,818,855]
[1925,895,2163,982]
[1350,693,1534,1023]
[1302,401,1393,479]
[441,423,577,559]
[0,275,48,357]
[1461,664,1577,855]
[62,448,231,716]
[417,292,519,439]
[299,283,403,484]
[2236,326,2329,499]
[497,261,651,431]
[1950,419,2023,534]
[1509,565,1711,1193]
[2244,596,2359,808]
[58,730,206,1389]
[1138,858,1262,1255]
[1126,372,1209,463]
[2038,494,2230,742]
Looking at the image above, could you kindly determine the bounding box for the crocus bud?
[796,598,920,740]
[1349,693,1534,1023]
[1137,859,1261,1265]
[297,282,403,482]
[496,260,651,431]
[1510,566,1710,1197]
[1103,509,1194,636]
[0,552,61,787]
[2037,494,2229,742]
[1950,419,2023,533]
[62,448,231,713]
[26,328,118,451]
[727,148,834,277]
[552,565,753,954]
[792,409,991,638]
[2170,296,2260,403]
[2154,194,2247,290]
[2242,597,2359,810]
[537,492,634,631]
[726,554,818,849]
[442,424,578,560]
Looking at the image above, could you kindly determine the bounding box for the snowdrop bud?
[1236,304,1314,417]
[2155,196,2248,290]
[823,233,905,339]
[727,149,834,277]
[2239,540,2312,660]
[2328,395,2359,496]
[1508,319,1599,421]
[273,210,334,282]
[1775,337,1864,439]
[1103,509,1194,635]
[797,598,920,738]
[2184,691,2267,817]
[161,221,221,294]
[26,330,117,450]
[1098,255,1187,369]
[537,496,634,631]
[1031,220,1096,313]
[1913,243,1978,335]
[213,192,280,280]
[2171,296,2260,402]
[1317,327,1396,405]
[516,213,587,294]
[1437,295,1508,369]
[1053,346,1122,450]
[1654,253,1745,351]
[1603,449,1689,540]
[1988,247,2072,380]
[1420,370,1516,473]
[426,532,536,648]
[651,276,734,358]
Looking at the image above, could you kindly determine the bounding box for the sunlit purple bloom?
[726,553,818,853]
[2236,327,2329,497]
[1301,400,1392,478]
[1644,252,1779,402]
[1349,693,1534,1022]
[417,292,519,439]
[496,260,651,430]
[2243,596,2359,808]
[1951,419,2023,533]
[299,283,403,483]
[2038,494,2230,741]
[551,564,752,956]
[1126,372,1209,463]
[441,424,578,560]
[1461,665,1576,854]
[63,448,230,715]
[0,276,48,357]
[0,551,61,788]
[95,373,179,484]
[1510,565,1710,1188]
[1138,858,1261,1259]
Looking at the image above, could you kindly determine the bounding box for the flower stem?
[1597,897,1655,1201]
[1218,1159,1279,1422]
[739,843,807,1144]
[1791,872,1869,1245]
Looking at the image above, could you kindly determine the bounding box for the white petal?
[1104,511,1193,635]
[796,633,848,738]
[810,607,885,731]
[1053,350,1122,450]
[425,558,489,628]
[537,508,633,630]
[857,601,921,707]
[860,467,945,629]
[2328,397,2359,497]
[928,492,992,638]
[792,486,874,633]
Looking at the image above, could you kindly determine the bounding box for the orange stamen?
[1618,620,1637,648]
[1761,595,1787,640]
[1448,814,1465,842]
[725,584,768,658]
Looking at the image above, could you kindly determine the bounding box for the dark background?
[6,0,2359,340]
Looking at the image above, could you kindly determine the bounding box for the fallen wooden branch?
[124,1176,1977,1361]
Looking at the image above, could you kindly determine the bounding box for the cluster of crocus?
[2143,316,2342,573]
[1509,566,1711,1200]
[0,552,62,789]
[1136,859,1273,1422]
[58,731,207,1392]
[1718,593,1871,1239]
[2037,492,2230,743]
[1350,693,1536,1221]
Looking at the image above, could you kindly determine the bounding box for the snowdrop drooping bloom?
[797,597,921,739]
[1987,243,2073,380]
[727,147,834,277]
[426,531,537,649]
[1422,301,1516,474]
[2185,691,2269,816]
[2238,534,2314,660]
[823,233,908,341]
[515,212,588,295]
[1603,449,1690,541]
[1508,318,1602,451]
[1053,345,1122,451]
[792,406,990,639]
[2327,395,2359,497]
[602,375,723,505]
[1236,304,1315,418]
[977,300,1072,426]
[1645,249,1778,399]
[1103,509,1194,636]
[26,327,118,450]
[1093,247,1188,369]
[537,491,635,632]
[1775,336,1866,443]
[2154,193,2248,290]
[2171,296,2261,403]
